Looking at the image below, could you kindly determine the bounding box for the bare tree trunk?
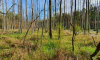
[53,8,54,30]
[41,0,46,43]
[39,0,40,31]
[84,0,87,34]
[64,0,65,30]
[90,42,100,60]
[11,10,13,33]
[47,6,49,32]
[20,0,22,33]
[44,0,46,32]
[78,0,79,25]
[96,0,99,35]
[55,0,56,30]
[37,0,39,42]
[80,0,82,27]
[18,0,20,32]
[23,9,44,47]
[23,9,25,29]
[49,0,52,39]
[72,0,76,52]
[70,0,73,31]
[42,0,46,43]
[58,0,62,40]
[82,0,85,32]
[26,0,28,30]
[5,0,7,31]
[88,0,90,33]
[95,17,96,30]
[31,0,34,34]
[41,21,43,45]
[13,0,15,31]
[2,0,5,33]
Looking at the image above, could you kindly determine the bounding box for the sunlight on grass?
[0,29,99,60]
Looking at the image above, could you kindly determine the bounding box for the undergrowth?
[0,29,99,60]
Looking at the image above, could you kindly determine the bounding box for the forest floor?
[0,29,100,60]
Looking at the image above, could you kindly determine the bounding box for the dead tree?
[92,36,96,47]
[72,0,76,52]
[41,0,46,45]
[19,0,22,33]
[58,0,62,40]
[1,0,16,33]
[70,0,73,31]
[31,0,34,34]
[96,0,99,35]
[13,0,15,31]
[90,42,100,60]
[49,0,52,39]
[23,9,44,47]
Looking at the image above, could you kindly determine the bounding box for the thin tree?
[44,0,46,32]
[72,0,76,52]
[17,0,20,31]
[42,0,46,44]
[26,0,28,30]
[86,0,88,32]
[58,0,62,39]
[55,0,56,30]
[11,0,14,33]
[23,9,44,47]
[53,7,55,29]
[94,1,96,31]
[20,0,22,33]
[13,0,15,31]
[2,0,5,33]
[84,0,87,34]
[64,0,65,30]
[39,0,40,31]
[82,0,85,32]
[37,0,39,42]
[70,0,73,31]
[88,0,90,33]
[96,0,99,35]
[49,0,52,39]
[1,0,3,30]
[47,1,49,32]
[5,0,7,31]
[31,0,34,34]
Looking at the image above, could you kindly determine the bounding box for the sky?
[0,0,98,20]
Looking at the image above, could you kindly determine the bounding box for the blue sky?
[0,0,98,20]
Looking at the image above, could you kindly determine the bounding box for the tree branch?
[92,36,97,47]
[0,3,16,14]
[69,22,74,28]
[23,9,44,47]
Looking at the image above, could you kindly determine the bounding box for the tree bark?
[23,9,44,47]
[58,0,62,40]
[70,0,73,31]
[31,0,34,34]
[20,0,22,33]
[5,0,7,31]
[13,0,15,31]
[26,0,28,30]
[49,0,52,39]
[55,0,56,30]
[2,0,5,33]
[96,0,99,35]
[72,0,76,52]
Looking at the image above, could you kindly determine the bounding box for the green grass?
[0,29,99,60]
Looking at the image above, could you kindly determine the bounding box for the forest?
[0,0,100,60]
